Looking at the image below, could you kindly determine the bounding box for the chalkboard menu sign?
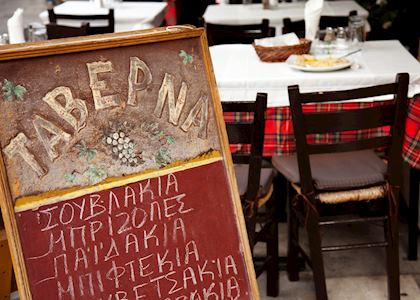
[0,27,259,299]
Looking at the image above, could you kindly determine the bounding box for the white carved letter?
[127,57,152,106]
[43,86,88,132]
[154,73,188,126]
[86,61,120,110]
[33,115,71,161]
[180,94,209,139]
[3,132,46,177]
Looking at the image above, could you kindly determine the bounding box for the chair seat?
[234,164,276,198]
[272,150,387,191]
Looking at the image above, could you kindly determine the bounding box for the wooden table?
[39,1,168,32]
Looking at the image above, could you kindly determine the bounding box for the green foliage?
[2,79,27,101]
[179,50,193,65]
[64,172,76,183]
[75,140,97,161]
[166,135,175,145]
[84,165,107,184]
[155,147,171,167]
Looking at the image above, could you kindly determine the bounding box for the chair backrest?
[222,93,267,200]
[282,18,305,38]
[282,10,358,38]
[205,19,275,46]
[288,73,409,195]
[319,10,357,30]
[48,9,114,35]
[46,22,90,39]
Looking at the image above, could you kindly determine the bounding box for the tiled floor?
[256,221,420,299]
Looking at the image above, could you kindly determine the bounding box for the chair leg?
[287,192,300,281]
[385,192,401,300]
[246,217,256,257]
[266,195,279,297]
[274,174,288,223]
[408,167,419,260]
[306,210,328,300]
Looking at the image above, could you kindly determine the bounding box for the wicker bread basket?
[253,38,312,62]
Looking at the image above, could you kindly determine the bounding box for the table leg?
[0,230,13,300]
[408,168,420,260]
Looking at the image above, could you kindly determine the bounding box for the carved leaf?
[84,165,107,184]
[64,172,76,183]
[2,79,15,101]
[179,50,193,65]
[75,140,97,161]
[1,79,27,101]
[166,136,175,144]
[155,146,171,166]
[13,85,27,101]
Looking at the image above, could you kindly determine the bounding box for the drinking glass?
[348,15,365,47]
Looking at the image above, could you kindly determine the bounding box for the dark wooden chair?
[48,9,114,35]
[272,73,409,300]
[205,19,275,46]
[222,93,279,297]
[282,18,305,38]
[282,10,358,38]
[46,22,90,39]
[408,167,420,260]
[319,10,357,30]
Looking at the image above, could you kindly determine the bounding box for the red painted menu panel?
[16,160,251,299]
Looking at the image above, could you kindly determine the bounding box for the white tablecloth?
[209,40,420,107]
[39,1,167,32]
[203,1,369,34]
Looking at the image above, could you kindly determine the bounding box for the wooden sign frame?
[0,27,259,299]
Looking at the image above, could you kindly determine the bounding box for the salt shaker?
[324,27,336,43]
[0,33,9,45]
[262,0,270,9]
[336,27,347,47]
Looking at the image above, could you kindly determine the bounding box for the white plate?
[286,55,352,72]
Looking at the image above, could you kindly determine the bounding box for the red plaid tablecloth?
[224,96,420,170]
[403,96,420,169]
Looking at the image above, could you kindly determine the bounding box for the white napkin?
[7,8,25,44]
[304,0,324,40]
[254,33,300,47]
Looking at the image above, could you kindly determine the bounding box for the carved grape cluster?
[104,124,143,167]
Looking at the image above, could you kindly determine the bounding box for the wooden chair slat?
[205,19,275,46]
[46,22,90,39]
[297,83,396,103]
[222,102,257,113]
[48,9,115,35]
[307,136,392,155]
[232,154,250,165]
[304,104,395,134]
[225,123,253,144]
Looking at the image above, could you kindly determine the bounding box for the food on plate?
[294,54,349,68]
